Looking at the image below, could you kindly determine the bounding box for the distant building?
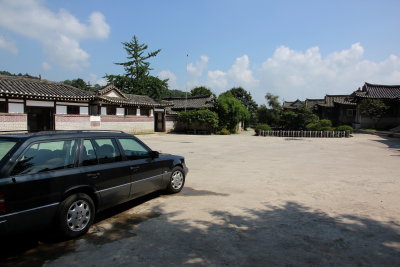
[352,82,400,129]
[162,94,217,133]
[0,75,171,132]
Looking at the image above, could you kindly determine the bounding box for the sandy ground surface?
[1,132,400,266]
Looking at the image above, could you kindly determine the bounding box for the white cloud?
[206,55,258,93]
[0,0,110,71]
[227,55,259,88]
[42,61,51,71]
[259,43,400,102]
[187,55,208,77]
[88,74,107,87]
[0,35,18,55]
[207,70,227,89]
[158,70,177,89]
[199,43,400,104]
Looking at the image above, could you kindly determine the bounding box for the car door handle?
[130,166,139,172]
[87,172,100,178]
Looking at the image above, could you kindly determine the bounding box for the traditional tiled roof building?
[0,75,171,132]
[351,82,400,129]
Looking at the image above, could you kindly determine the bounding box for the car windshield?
[0,139,17,161]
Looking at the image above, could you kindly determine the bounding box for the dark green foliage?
[105,35,168,100]
[282,107,318,130]
[190,86,213,96]
[263,93,283,127]
[254,124,272,136]
[359,99,390,127]
[336,125,354,133]
[218,92,250,133]
[228,87,258,127]
[166,89,187,98]
[63,78,90,90]
[0,70,37,79]
[306,119,333,131]
[177,109,218,131]
[257,105,268,124]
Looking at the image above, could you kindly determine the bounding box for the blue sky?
[0,0,399,104]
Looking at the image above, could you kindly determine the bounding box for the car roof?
[0,130,135,141]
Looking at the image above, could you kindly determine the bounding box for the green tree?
[281,106,318,130]
[263,93,283,127]
[218,92,250,133]
[165,89,187,98]
[190,86,213,96]
[228,87,258,127]
[257,105,268,124]
[63,78,89,90]
[359,99,390,128]
[177,109,219,132]
[105,35,168,100]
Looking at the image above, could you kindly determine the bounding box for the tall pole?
[185,53,188,112]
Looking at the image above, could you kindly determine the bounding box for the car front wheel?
[166,167,185,193]
[57,193,95,239]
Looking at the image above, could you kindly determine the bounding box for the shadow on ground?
[2,200,399,266]
[0,191,162,266]
[372,135,400,155]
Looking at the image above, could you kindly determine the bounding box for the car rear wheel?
[57,193,95,239]
[166,167,185,193]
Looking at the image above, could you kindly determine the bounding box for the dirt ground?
[1,132,400,266]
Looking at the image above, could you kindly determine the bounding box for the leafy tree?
[105,35,168,100]
[165,89,187,98]
[228,87,258,127]
[217,92,250,133]
[262,93,283,127]
[257,105,268,124]
[177,109,218,132]
[190,86,213,96]
[359,99,390,128]
[281,106,318,130]
[63,78,89,90]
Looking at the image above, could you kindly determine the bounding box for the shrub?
[320,126,335,131]
[254,124,272,136]
[336,125,354,133]
[177,109,219,132]
[306,119,333,131]
[216,129,230,135]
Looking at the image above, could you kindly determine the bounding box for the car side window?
[11,139,77,176]
[81,139,98,166]
[91,138,122,164]
[118,138,150,160]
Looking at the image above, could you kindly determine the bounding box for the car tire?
[57,193,95,239]
[166,167,185,193]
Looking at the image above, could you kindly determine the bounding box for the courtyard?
[2,132,400,266]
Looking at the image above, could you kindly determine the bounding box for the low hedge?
[254,124,272,136]
[336,125,354,133]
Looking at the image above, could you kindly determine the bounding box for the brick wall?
[55,115,155,133]
[0,114,27,130]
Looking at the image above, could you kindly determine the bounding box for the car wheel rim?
[171,170,184,190]
[67,200,91,232]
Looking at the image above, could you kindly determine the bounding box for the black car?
[0,130,188,238]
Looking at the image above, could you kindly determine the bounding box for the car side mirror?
[150,151,159,158]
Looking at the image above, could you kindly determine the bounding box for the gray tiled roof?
[0,75,95,100]
[96,84,171,107]
[305,99,325,108]
[282,100,304,109]
[163,95,215,110]
[354,82,400,99]
[319,95,352,107]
